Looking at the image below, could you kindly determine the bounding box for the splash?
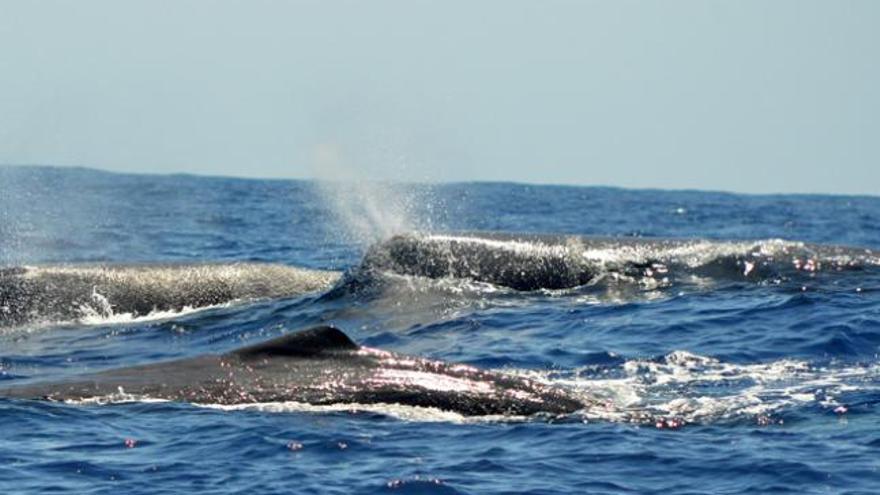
[74,298,232,327]
[0,166,109,265]
[0,300,232,335]
[318,179,417,245]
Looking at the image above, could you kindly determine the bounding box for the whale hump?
[232,325,358,359]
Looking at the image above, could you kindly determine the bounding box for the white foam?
[518,351,880,424]
[63,394,529,424]
[0,301,233,335]
[75,298,232,326]
[202,401,474,422]
[67,387,170,406]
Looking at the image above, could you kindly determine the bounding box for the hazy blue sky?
[1,1,878,194]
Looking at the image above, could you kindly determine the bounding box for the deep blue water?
[1,166,879,494]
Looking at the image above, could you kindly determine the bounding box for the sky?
[0,0,878,195]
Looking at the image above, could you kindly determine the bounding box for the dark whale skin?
[0,326,588,417]
[0,263,340,326]
[360,232,879,290]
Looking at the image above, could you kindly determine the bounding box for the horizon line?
[1,162,877,200]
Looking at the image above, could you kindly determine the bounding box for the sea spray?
[309,142,442,246]
[0,166,113,265]
[317,179,417,246]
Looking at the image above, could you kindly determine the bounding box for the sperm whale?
[5,232,874,326]
[359,232,878,290]
[0,263,341,326]
[0,325,588,416]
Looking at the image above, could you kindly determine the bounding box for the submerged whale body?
[361,232,879,291]
[0,263,341,326]
[0,325,588,416]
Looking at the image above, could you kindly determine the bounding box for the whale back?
[231,325,358,359]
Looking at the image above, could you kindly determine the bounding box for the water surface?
[1,166,878,494]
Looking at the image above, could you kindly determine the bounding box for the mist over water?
[317,179,418,245]
[308,142,444,247]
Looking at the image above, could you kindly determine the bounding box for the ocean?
[1,165,878,494]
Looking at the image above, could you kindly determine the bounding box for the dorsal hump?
[232,325,358,359]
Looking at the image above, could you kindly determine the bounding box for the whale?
[0,263,341,326]
[0,325,588,416]
[360,232,878,291]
